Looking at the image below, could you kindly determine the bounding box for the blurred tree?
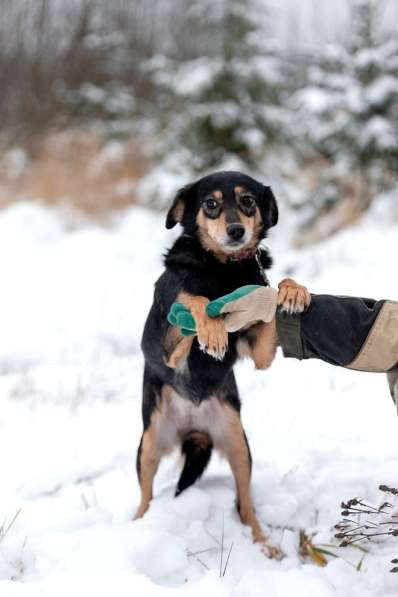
[345,0,398,206]
[0,0,396,230]
[160,0,284,173]
[291,0,398,221]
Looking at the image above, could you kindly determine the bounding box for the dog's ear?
[165,183,196,229]
[261,185,279,228]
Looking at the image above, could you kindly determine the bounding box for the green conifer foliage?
[170,0,282,173]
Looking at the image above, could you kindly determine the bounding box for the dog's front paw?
[178,293,228,360]
[197,317,228,360]
[277,278,311,314]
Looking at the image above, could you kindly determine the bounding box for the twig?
[187,547,216,557]
[219,509,224,578]
[80,493,90,510]
[335,486,398,566]
[380,485,398,496]
[195,556,210,570]
[186,550,210,570]
[204,527,221,547]
[0,509,22,543]
[222,542,234,577]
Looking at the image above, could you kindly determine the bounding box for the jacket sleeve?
[276,294,398,372]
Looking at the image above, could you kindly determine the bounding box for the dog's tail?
[175,431,213,496]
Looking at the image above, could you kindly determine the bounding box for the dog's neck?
[228,246,258,262]
[165,233,272,290]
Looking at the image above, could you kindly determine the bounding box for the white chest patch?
[156,386,233,451]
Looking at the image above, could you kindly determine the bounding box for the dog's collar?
[230,247,269,285]
[254,249,270,285]
[228,247,258,262]
[180,234,269,285]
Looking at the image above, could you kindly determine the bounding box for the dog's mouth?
[218,232,254,253]
[226,239,246,247]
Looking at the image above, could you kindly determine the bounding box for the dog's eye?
[204,198,219,211]
[240,195,255,209]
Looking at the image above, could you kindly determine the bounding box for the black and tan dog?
[136,171,310,557]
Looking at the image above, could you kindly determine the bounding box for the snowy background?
[0,0,397,595]
[0,193,397,597]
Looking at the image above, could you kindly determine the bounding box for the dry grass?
[294,197,363,247]
[0,129,148,216]
[289,162,369,248]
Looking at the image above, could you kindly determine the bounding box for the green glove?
[208,286,278,332]
[167,302,197,336]
[167,285,276,336]
[206,285,263,317]
[167,287,260,333]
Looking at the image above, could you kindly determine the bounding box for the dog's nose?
[227,223,245,241]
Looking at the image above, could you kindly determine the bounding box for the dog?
[135,171,310,557]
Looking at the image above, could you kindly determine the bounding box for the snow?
[366,75,398,106]
[173,59,222,96]
[0,148,29,181]
[359,116,396,149]
[89,141,127,175]
[1,199,398,596]
[294,87,332,113]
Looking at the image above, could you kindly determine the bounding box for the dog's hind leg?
[220,401,282,559]
[135,368,164,519]
[175,431,213,496]
[135,424,162,519]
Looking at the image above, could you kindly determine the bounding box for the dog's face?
[166,171,278,258]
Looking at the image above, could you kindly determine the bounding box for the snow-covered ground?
[0,198,397,597]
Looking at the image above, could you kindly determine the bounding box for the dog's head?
[166,171,278,259]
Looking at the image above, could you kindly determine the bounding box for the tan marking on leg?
[164,325,182,360]
[135,386,186,517]
[135,411,162,519]
[249,321,278,370]
[167,336,194,369]
[236,336,253,360]
[178,292,228,360]
[220,402,282,558]
[278,278,311,313]
[164,326,193,369]
[236,321,278,369]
